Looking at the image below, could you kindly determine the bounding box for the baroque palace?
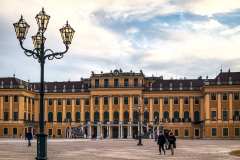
[0,69,240,139]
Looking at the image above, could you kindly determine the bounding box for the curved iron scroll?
[19,40,39,60]
[44,45,69,60]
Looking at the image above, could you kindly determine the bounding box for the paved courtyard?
[0,139,239,160]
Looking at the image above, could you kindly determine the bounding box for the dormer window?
[179,82,183,90]
[229,76,232,85]
[190,81,193,90]
[217,77,221,85]
[95,79,99,88]
[54,85,57,92]
[169,83,173,90]
[134,78,138,87]
[124,79,129,87]
[159,83,162,90]
[72,85,75,92]
[104,79,109,88]
[63,85,66,92]
[114,79,119,87]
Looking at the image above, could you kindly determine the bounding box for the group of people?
[157,130,176,155]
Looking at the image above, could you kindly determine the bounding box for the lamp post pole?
[13,8,75,160]
[137,106,143,146]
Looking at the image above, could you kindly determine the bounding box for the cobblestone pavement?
[0,139,239,160]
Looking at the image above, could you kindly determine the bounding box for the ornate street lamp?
[137,104,143,146]
[13,8,75,160]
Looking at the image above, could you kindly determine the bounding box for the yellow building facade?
[0,69,240,139]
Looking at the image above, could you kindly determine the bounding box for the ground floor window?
[184,129,189,137]
[235,128,240,137]
[13,128,17,135]
[3,128,8,136]
[211,128,217,137]
[48,129,53,136]
[57,129,62,136]
[194,128,200,137]
[174,129,179,136]
[222,128,228,137]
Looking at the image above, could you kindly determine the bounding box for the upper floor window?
[234,93,239,100]
[134,78,138,87]
[222,93,228,101]
[66,99,71,105]
[144,97,148,105]
[153,98,159,105]
[4,112,8,121]
[194,97,199,105]
[14,96,18,102]
[85,99,89,105]
[104,79,109,88]
[57,99,62,105]
[95,97,99,105]
[124,96,128,105]
[211,128,217,136]
[95,79,99,88]
[124,79,129,87]
[13,112,18,121]
[211,111,217,121]
[134,96,138,105]
[184,97,189,105]
[173,97,178,105]
[4,96,8,102]
[113,97,118,105]
[163,97,168,105]
[76,98,80,105]
[114,79,119,87]
[222,111,228,121]
[211,93,216,100]
[104,97,108,105]
[48,99,53,106]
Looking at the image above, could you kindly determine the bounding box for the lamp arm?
[19,40,39,59]
[44,45,69,60]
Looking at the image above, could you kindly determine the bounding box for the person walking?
[168,131,176,155]
[26,131,33,147]
[157,131,166,155]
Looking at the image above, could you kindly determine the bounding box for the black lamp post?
[137,105,143,146]
[13,8,75,160]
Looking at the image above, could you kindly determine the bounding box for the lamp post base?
[36,133,48,160]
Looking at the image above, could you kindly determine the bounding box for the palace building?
[0,69,240,139]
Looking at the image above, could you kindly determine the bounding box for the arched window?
[104,111,109,123]
[85,112,90,122]
[133,111,139,123]
[57,112,62,122]
[174,111,179,122]
[76,112,80,122]
[184,111,189,120]
[144,111,149,122]
[113,111,119,123]
[66,112,71,122]
[94,112,100,122]
[48,112,53,122]
[194,111,200,122]
[163,111,169,119]
[124,111,129,123]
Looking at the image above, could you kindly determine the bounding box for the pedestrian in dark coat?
[168,132,176,155]
[26,132,33,147]
[157,131,166,155]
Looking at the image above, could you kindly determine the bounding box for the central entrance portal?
[112,127,119,138]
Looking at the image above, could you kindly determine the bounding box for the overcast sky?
[1,0,240,82]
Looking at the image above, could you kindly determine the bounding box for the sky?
[1,0,240,82]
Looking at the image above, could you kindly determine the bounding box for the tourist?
[157,131,166,155]
[168,131,176,155]
[26,131,33,147]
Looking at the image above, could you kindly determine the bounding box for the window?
[57,129,61,136]
[4,96,8,102]
[184,111,189,121]
[124,96,128,105]
[211,111,217,120]
[85,112,90,122]
[95,97,99,105]
[222,111,228,121]
[194,111,200,122]
[174,129,179,137]
[124,111,129,122]
[13,112,18,121]
[144,98,148,105]
[3,128,8,135]
[57,112,62,122]
[95,79,99,88]
[66,112,72,121]
[173,97,178,105]
[235,128,240,137]
[194,129,200,137]
[234,93,239,100]
[223,128,228,137]
[94,112,99,122]
[153,98,158,105]
[124,79,129,87]
[48,129,52,136]
[14,96,18,102]
[113,97,118,105]
[104,112,109,122]
[57,99,62,105]
[184,97,189,105]
[211,128,217,136]
[194,97,199,105]
[4,112,8,121]
[134,78,138,87]
[184,129,189,137]
[143,111,149,122]
[104,97,108,105]
[113,111,119,123]
[134,96,138,105]
[104,79,109,88]
[174,111,179,121]
[211,93,216,100]
[163,111,169,119]
[13,128,17,135]
[114,79,119,87]
[66,99,71,105]
[222,93,228,101]
[163,97,168,105]
[76,112,81,122]
[154,112,159,123]
[48,99,53,105]
[48,112,53,122]
[84,99,89,105]
[76,99,80,105]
